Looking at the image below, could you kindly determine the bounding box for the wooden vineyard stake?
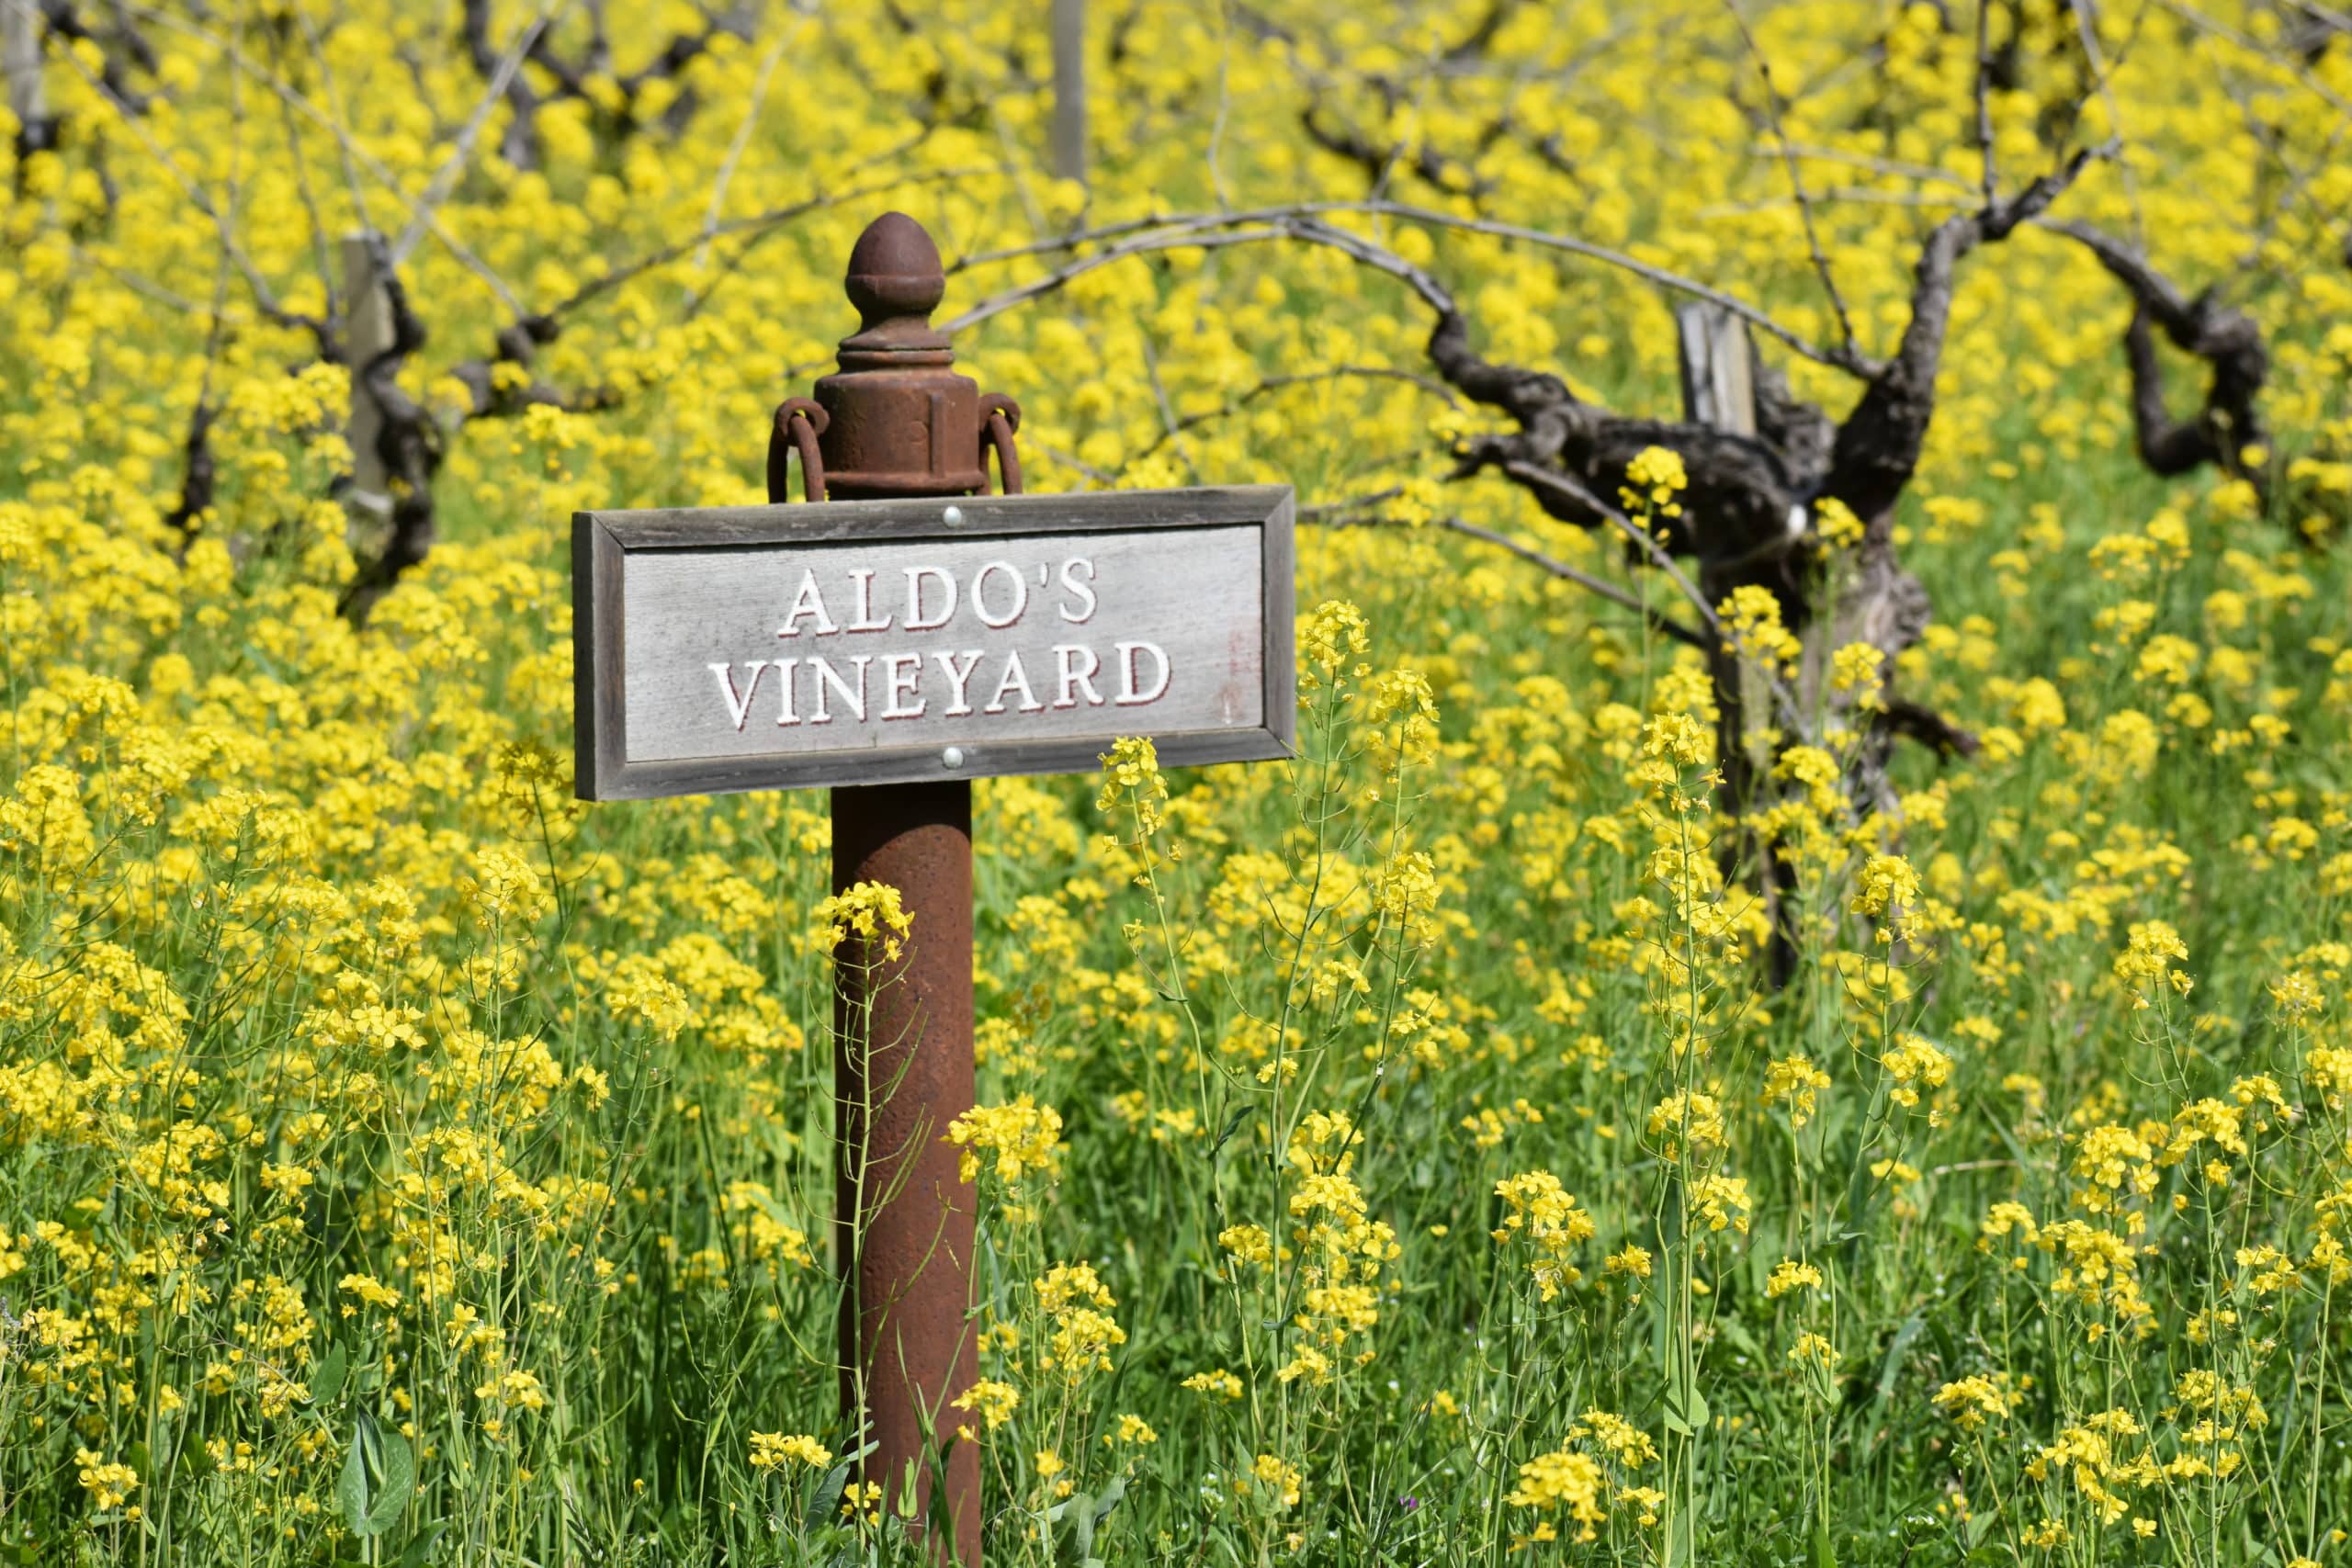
[344,232,398,527]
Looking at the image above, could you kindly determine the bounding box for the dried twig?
[1315,510,1711,649]
[1305,479,1710,647]
[463,0,739,164]
[390,0,561,266]
[1496,457,1723,636]
[2231,113,2352,280]
[167,53,243,537]
[2065,0,2149,249]
[1134,365,1462,459]
[559,156,978,322]
[264,21,341,340]
[1301,107,1490,199]
[688,14,808,290]
[23,0,151,116]
[2150,0,2352,119]
[1879,696,1980,760]
[1136,331,1197,479]
[1723,0,1859,359]
[42,18,334,353]
[1751,141,1971,188]
[1298,486,1404,519]
[1973,0,1997,209]
[1442,515,1707,648]
[945,200,1866,374]
[65,245,205,312]
[1027,442,1114,485]
[1821,143,2110,526]
[116,2,529,321]
[288,6,525,319]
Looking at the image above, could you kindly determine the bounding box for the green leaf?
[311,1343,349,1405]
[1664,1502,1695,1568]
[1053,1493,1096,1566]
[336,1422,371,1537]
[1812,1514,1838,1568]
[894,1457,922,1519]
[364,1428,414,1536]
[1924,1311,1962,1386]
[1209,1101,1252,1156]
[1863,1314,1928,1457]
[356,1407,384,1477]
[1663,1379,1710,1436]
[1055,1474,1126,1565]
[803,1441,876,1534]
[338,1407,412,1539]
[1663,1344,1709,1437]
[395,1518,448,1567]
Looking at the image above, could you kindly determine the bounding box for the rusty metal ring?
[768,397,830,503]
[978,392,1023,494]
[790,415,828,503]
[978,391,1021,433]
[982,409,1023,496]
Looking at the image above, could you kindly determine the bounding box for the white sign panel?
[573,487,1295,800]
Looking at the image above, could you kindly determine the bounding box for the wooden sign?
[572,485,1295,800]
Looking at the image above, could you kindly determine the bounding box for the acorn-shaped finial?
[843,212,946,334]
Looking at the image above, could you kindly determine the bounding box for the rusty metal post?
[826,782,977,1556]
[768,211,1017,1564]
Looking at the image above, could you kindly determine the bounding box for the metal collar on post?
[814,212,989,499]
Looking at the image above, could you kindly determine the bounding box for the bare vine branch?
[44,17,333,353]
[2042,218,2269,493]
[1973,0,1997,209]
[390,1,560,266]
[1723,0,1859,358]
[946,199,1867,374]
[1819,143,2109,526]
[1133,365,1464,460]
[1313,509,1711,649]
[689,13,808,290]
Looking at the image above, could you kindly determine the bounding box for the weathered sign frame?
[571,484,1296,801]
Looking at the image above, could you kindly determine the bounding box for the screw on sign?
[571,212,1295,1561]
